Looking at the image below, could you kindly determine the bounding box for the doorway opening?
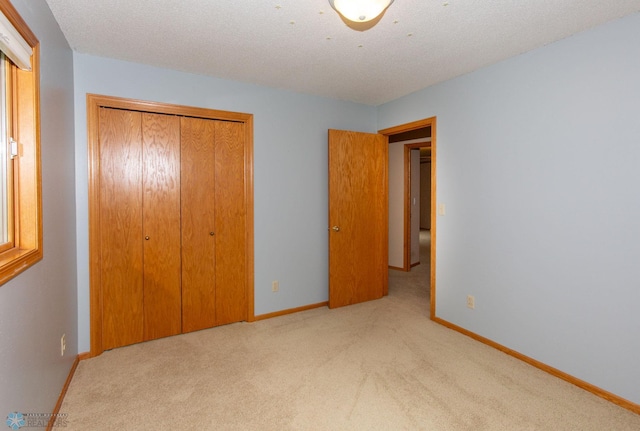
[379,118,437,318]
[405,143,431,270]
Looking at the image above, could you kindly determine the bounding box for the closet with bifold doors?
[90,95,253,354]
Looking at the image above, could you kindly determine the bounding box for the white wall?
[420,162,431,229]
[73,54,377,352]
[0,0,76,416]
[410,149,420,265]
[388,142,404,268]
[378,12,640,404]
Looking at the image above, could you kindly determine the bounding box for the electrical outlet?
[272,280,279,292]
[60,334,66,356]
[467,295,475,309]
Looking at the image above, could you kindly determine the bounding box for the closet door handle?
[145,236,150,240]
[209,232,215,236]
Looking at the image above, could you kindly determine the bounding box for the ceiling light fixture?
[328,0,394,23]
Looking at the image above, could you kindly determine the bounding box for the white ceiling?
[45,0,640,106]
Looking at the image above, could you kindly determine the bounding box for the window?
[0,0,42,285]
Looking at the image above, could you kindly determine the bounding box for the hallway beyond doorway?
[389,229,431,317]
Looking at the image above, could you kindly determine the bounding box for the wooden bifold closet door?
[98,107,246,351]
[180,117,247,333]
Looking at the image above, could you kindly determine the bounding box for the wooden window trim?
[0,0,42,285]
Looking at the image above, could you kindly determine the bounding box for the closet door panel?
[215,121,247,325]
[142,113,182,340]
[99,108,144,350]
[181,117,217,333]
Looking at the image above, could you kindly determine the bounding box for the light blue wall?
[0,0,76,417]
[378,12,640,404]
[73,54,378,352]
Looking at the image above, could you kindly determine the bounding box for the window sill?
[0,247,42,285]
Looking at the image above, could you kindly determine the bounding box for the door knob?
[332,226,340,232]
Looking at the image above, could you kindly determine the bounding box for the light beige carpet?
[61,232,640,430]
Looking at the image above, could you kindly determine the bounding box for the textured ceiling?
[45,0,640,106]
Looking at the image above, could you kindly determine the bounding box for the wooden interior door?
[89,94,254,357]
[99,107,144,350]
[141,113,182,340]
[181,117,217,332]
[99,113,247,346]
[181,118,247,329]
[328,129,388,308]
[214,121,247,325]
